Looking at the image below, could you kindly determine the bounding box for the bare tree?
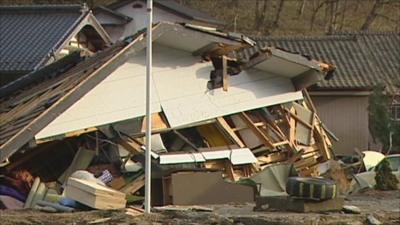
[310,0,327,31]
[254,0,269,32]
[231,0,240,32]
[327,0,340,34]
[273,0,286,28]
[361,0,385,31]
[297,0,307,18]
[338,0,348,31]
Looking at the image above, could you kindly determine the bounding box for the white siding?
[312,96,369,155]
[111,1,193,41]
[36,44,301,139]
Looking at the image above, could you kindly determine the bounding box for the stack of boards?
[65,177,126,209]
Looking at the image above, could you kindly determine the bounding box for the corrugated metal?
[0,5,85,73]
[311,96,369,155]
[239,32,400,93]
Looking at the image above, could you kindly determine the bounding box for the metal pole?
[144,0,153,214]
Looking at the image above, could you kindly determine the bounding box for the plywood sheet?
[167,171,254,205]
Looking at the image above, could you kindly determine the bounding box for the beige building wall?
[311,95,369,155]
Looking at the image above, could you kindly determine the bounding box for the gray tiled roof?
[0,5,86,73]
[239,32,400,93]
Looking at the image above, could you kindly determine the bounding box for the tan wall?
[311,95,369,155]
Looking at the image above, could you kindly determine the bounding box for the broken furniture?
[162,171,254,205]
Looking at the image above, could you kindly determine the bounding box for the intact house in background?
[94,0,224,42]
[0,4,112,87]
[240,32,400,155]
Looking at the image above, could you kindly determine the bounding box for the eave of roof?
[240,32,399,94]
[93,5,133,24]
[107,0,224,25]
[0,4,84,12]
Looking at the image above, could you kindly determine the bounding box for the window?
[390,102,400,121]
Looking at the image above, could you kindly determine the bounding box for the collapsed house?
[0,22,337,210]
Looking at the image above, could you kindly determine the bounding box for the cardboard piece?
[163,171,254,205]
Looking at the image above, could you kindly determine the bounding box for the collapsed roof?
[0,22,334,163]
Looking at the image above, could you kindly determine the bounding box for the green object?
[368,85,400,152]
[125,194,144,203]
[31,182,46,208]
[374,158,399,190]
[240,163,297,197]
[24,177,40,208]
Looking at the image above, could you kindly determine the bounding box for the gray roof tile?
[239,32,399,93]
[0,5,86,73]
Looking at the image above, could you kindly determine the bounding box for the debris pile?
[0,22,341,213]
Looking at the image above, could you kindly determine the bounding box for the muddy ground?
[0,190,399,225]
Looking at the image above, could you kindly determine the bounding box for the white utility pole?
[144,0,153,214]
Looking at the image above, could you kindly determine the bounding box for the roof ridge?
[332,31,400,35]
[253,35,356,42]
[0,4,86,13]
[253,31,399,41]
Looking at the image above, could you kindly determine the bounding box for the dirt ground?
[0,190,399,225]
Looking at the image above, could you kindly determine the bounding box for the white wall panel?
[37,45,302,139]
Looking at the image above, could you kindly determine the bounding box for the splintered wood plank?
[173,130,199,152]
[222,55,228,91]
[273,140,290,147]
[314,125,332,160]
[259,109,286,138]
[289,107,296,146]
[117,138,143,155]
[257,151,287,165]
[216,117,245,148]
[239,112,275,149]
[121,175,145,194]
[141,112,169,132]
[285,108,313,129]
[302,90,317,113]
[224,161,237,181]
[197,123,230,147]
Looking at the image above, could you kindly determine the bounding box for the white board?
[36,44,302,139]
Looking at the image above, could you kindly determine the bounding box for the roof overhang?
[0,22,252,162]
[240,47,335,91]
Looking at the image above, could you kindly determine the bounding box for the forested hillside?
[1,0,399,36]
